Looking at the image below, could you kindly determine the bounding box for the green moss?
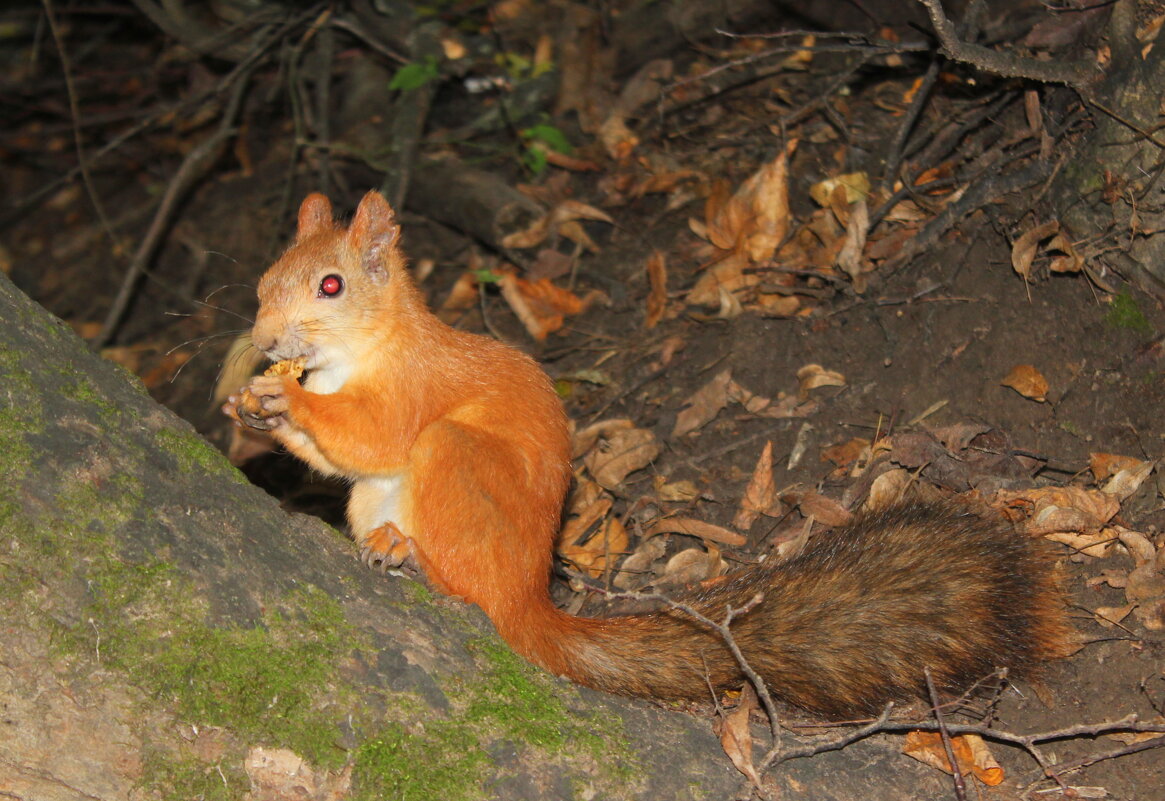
[464,637,587,751]
[142,751,244,801]
[354,721,490,801]
[81,560,360,769]
[1105,291,1152,334]
[155,427,246,482]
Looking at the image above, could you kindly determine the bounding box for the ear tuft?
[348,191,401,281]
[296,193,334,241]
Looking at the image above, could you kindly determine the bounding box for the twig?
[95,67,254,347]
[915,0,1099,90]
[41,0,118,257]
[926,667,967,801]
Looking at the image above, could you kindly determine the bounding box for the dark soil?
[3,1,1165,798]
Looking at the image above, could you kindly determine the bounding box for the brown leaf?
[717,684,761,785]
[796,363,846,398]
[583,426,660,489]
[660,545,725,586]
[644,516,747,546]
[497,272,602,340]
[1010,221,1060,280]
[673,368,733,437]
[734,441,775,531]
[903,732,1003,786]
[795,492,852,527]
[560,516,630,578]
[645,250,668,328]
[436,271,480,324]
[1000,364,1049,402]
[572,418,635,459]
[821,438,870,469]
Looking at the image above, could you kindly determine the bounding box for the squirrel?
[224,190,1071,718]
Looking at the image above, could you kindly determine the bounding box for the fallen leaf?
[995,486,1120,535]
[796,363,846,398]
[436,271,480,324]
[655,476,701,502]
[613,536,668,590]
[1102,459,1155,501]
[644,516,747,546]
[1094,603,1136,627]
[1011,221,1060,281]
[790,491,852,527]
[809,171,871,207]
[734,441,775,530]
[583,426,660,489]
[497,272,603,340]
[573,418,635,459]
[836,198,869,290]
[716,684,761,785]
[560,516,630,578]
[903,731,1003,786]
[1089,452,1145,482]
[673,368,733,437]
[1000,364,1049,402]
[821,438,870,470]
[660,544,725,586]
[645,250,668,328]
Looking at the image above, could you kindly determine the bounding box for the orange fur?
[225,191,1070,717]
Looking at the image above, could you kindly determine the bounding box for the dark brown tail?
[505,502,1071,718]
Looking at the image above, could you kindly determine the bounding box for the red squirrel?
[225,190,1070,717]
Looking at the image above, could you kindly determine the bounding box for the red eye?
[318,274,344,297]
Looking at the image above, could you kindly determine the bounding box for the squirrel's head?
[251,190,414,371]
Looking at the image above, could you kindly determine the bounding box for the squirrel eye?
[318,274,344,298]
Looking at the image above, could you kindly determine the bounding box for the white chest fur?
[347,474,409,540]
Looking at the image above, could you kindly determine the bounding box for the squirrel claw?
[359,523,420,576]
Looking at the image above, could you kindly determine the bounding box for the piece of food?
[237,357,307,418]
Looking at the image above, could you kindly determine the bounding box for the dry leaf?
[613,536,668,590]
[436,271,480,324]
[1089,452,1145,482]
[557,494,613,549]
[796,363,846,398]
[1000,364,1049,402]
[903,732,1003,786]
[655,477,701,502]
[836,199,869,290]
[1094,603,1136,627]
[645,250,668,328]
[673,368,733,437]
[497,272,602,340]
[661,544,725,585]
[793,491,852,527]
[866,468,915,510]
[583,426,660,489]
[1011,221,1060,280]
[734,441,775,530]
[821,438,870,469]
[573,418,635,459]
[560,516,630,578]
[1102,459,1155,501]
[809,171,871,207]
[644,516,747,546]
[717,684,761,785]
[996,486,1120,536]
[687,251,754,307]
[245,747,351,801]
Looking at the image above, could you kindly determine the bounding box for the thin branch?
[915,0,1100,90]
[41,0,119,257]
[95,67,254,347]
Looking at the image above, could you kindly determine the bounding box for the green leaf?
[389,57,439,91]
[523,123,572,154]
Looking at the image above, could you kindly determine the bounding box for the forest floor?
[3,2,1164,799]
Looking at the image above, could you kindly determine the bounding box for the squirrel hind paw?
[359,523,420,575]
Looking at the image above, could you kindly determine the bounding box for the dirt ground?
[3,2,1165,798]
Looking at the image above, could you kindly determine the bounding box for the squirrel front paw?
[359,523,421,576]
[223,375,290,431]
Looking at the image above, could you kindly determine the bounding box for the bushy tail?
[504,502,1071,719]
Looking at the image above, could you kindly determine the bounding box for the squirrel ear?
[296,193,334,241]
[348,190,401,282]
